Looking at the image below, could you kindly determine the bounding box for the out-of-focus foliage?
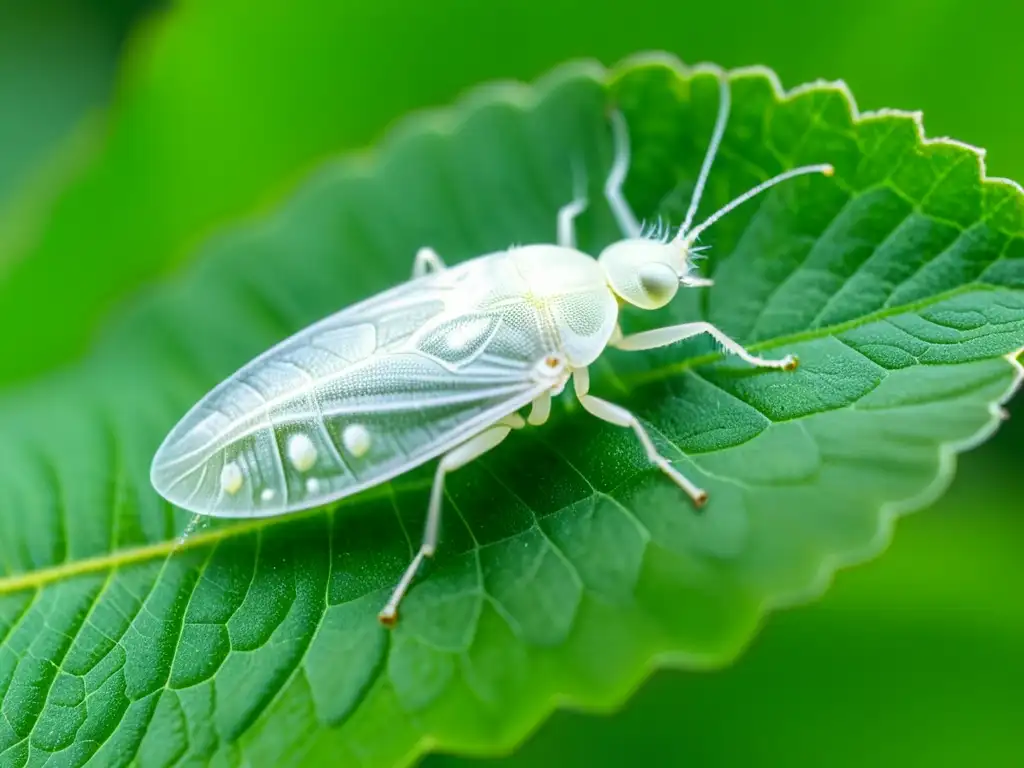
[0,0,156,260]
[3,0,1024,384]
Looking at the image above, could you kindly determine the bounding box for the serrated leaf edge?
[0,52,1021,768]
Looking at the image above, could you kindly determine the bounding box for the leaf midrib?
[627,281,1006,386]
[0,280,1016,598]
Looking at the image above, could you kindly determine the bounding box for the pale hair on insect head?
[597,75,832,312]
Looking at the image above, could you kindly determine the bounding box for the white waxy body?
[150,245,618,518]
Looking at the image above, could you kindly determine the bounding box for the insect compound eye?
[636,262,680,308]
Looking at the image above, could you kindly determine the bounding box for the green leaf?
[1,55,1022,766]
[427,457,1024,768]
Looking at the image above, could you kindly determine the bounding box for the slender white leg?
[412,247,446,278]
[557,162,589,249]
[572,366,591,395]
[573,367,707,506]
[613,322,798,371]
[379,425,512,625]
[557,198,588,249]
[527,391,552,426]
[501,412,527,430]
[606,111,643,239]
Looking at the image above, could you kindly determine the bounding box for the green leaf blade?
[0,55,1021,766]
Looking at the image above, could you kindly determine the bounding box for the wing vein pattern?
[150,250,609,518]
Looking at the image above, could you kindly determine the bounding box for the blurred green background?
[3,0,1021,765]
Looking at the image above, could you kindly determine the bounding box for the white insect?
[150,73,833,625]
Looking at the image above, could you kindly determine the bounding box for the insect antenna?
[673,70,834,250]
[678,70,733,237]
[679,162,833,248]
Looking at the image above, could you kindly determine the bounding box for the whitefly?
[150,73,833,625]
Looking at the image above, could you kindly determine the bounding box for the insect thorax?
[498,245,619,368]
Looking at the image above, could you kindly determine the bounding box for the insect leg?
[605,111,642,239]
[502,412,527,430]
[613,322,797,371]
[573,367,707,506]
[527,391,552,426]
[378,424,513,625]
[412,247,447,278]
[557,159,589,248]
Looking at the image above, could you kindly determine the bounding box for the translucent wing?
[150,255,555,518]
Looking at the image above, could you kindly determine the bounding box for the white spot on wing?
[287,433,318,472]
[220,462,243,495]
[306,477,320,494]
[342,424,372,457]
[261,488,275,502]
